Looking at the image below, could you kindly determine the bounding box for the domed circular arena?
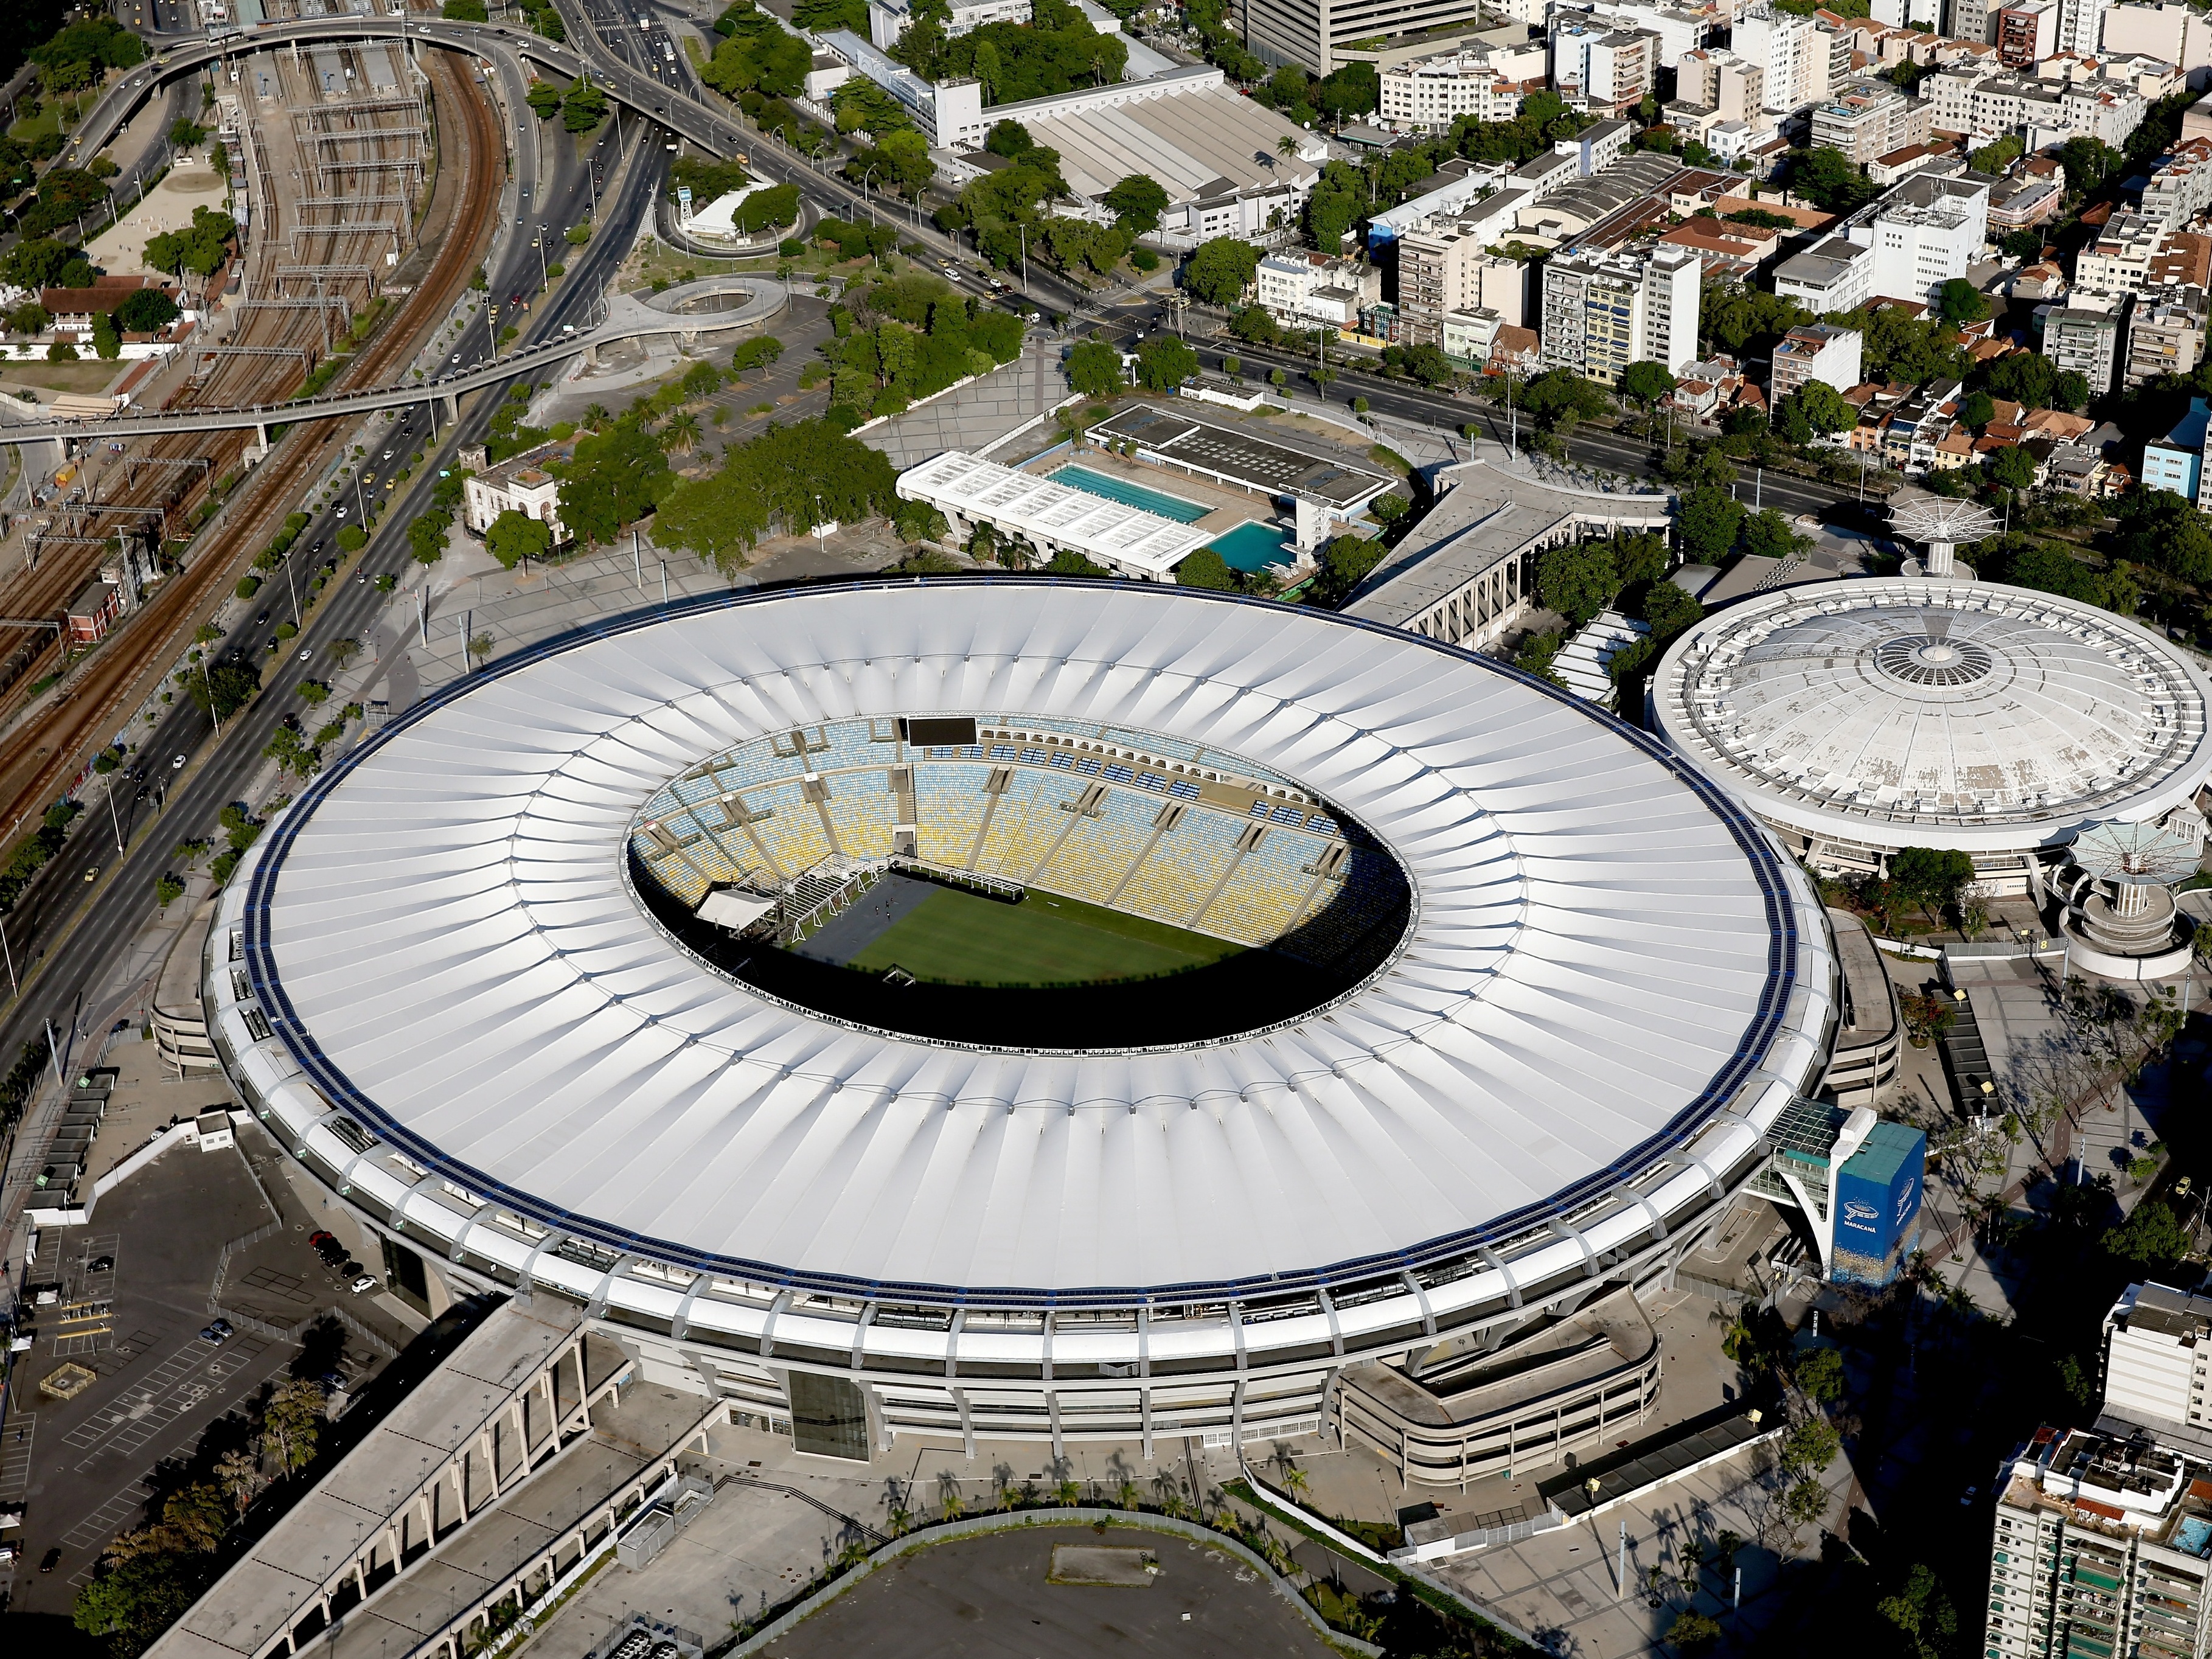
[208,580,1834,1473]
[1649,576,2212,897]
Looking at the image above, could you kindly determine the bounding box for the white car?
[349,1275,378,1295]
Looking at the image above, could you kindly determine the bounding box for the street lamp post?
[105,778,123,854]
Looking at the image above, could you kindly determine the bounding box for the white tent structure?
[210,581,1834,1458]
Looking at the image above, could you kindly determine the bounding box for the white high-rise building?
[1540,243,1702,380]
[1731,4,1845,113]
[1986,1425,2212,1659]
[2103,1283,2212,1432]
[1866,172,1991,305]
[2059,0,2109,54]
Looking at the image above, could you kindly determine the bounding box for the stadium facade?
[1649,577,2212,897]
[208,582,1838,1471]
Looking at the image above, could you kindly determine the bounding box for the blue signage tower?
[1831,1121,1926,1285]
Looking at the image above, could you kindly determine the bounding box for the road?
[0,60,647,1132]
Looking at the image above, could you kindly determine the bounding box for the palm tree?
[663,411,701,454]
[1277,135,1297,159]
[1283,1464,1311,1506]
[1116,1479,1139,1511]
[583,402,610,427]
[1054,1478,1082,1507]
[941,1489,964,1523]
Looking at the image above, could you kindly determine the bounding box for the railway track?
[0,44,501,854]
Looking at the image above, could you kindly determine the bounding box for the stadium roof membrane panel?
[238,582,1823,1301]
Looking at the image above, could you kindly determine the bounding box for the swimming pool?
[1208,520,1295,574]
[1048,465,1212,524]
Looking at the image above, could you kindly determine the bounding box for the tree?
[1178,548,1237,590]
[167,117,207,149]
[1793,1344,1845,1405]
[487,509,553,568]
[1666,1610,1723,1655]
[114,288,179,334]
[1935,277,1989,326]
[1678,485,1745,563]
[1792,378,1854,437]
[1988,443,2037,492]
[1790,144,1880,213]
[187,660,260,722]
[1135,335,1197,392]
[561,78,609,134]
[1102,173,1169,236]
[1738,508,1801,564]
[557,421,673,546]
[525,78,562,120]
[75,1553,217,1655]
[1879,1563,1961,1659]
[1182,237,1262,306]
[731,334,784,376]
[1891,845,1973,917]
[1618,360,1676,413]
[91,311,120,360]
[2057,136,2122,192]
[442,0,490,16]
[1536,540,1618,626]
[1065,338,1123,398]
[2106,1200,2190,1270]
[260,1378,327,1475]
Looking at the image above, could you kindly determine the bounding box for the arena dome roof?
[225,581,1830,1303]
[1650,578,2212,857]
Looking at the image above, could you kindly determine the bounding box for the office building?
[2047,290,2130,396]
[2060,0,2112,54]
[1540,242,1702,380]
[1986,1425,2212,1659]
[1240,0,1492,74]
[1868,172,1992,304]
[1771,323,1866,398]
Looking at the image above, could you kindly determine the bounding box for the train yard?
[0,37,499,849]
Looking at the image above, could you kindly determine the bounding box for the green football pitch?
[846,886,1247,987]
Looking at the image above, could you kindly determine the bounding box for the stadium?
[207,580,1837,1475]
[1648,577,2212,898]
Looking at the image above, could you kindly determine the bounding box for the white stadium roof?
[226,582,1831,1303]
[1650,577,2212,856]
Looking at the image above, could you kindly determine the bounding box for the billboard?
[1831,1122,1925,1286]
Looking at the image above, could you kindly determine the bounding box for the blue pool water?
[1208,520,1295,574]
[1049,465,1212,524]
[2182,1516,2212,1557]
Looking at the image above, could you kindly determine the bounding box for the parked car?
[349,1275,378,1295]
[199,1324,228,1344]
[40,1547,61,1573]
[309,1229,335,1248]
[86,1254,113,1273]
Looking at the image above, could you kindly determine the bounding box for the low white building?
[1255,252,1380,330]
[864,0,1030,49]
[811,28,987,150]
[2047,290,2129,396]
[1771,322,1865,399]
[464,441,569,546]
[2104,1282,2212,1434]
[896,451,1217,581]
[1378,49,1537,131]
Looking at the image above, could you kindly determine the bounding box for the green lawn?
[846,886,1245,987]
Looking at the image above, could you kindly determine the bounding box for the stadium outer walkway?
[145,1303,719,1659]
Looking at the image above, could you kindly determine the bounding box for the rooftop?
[1089,402,1394,509]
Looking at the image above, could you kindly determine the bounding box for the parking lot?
[1,1105,418,1612]
[754,1523,1335,1659]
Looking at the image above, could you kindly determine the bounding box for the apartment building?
[1552,23,1660,111]
[2141,400,2209,501]
[2101,0,2212,75]
[1677,47,1765,121]
[1732,4,1844,113]
[1378,50,1532,130]
[2127,285,2210,386]
[1810,78,1934,162]
[1551,0,1709,66]
[2059,0,2112,52]
[1773,171,1988,308]
[1771,323,1866,397]
[2078,212,2174,294]
[2047,290,2130,395]
[1995,0,2062,65]
[1540,242,1702,380]
[1396,226,1530,344]
[1986,1425,2212,1659]
[2144,137,2212,231]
